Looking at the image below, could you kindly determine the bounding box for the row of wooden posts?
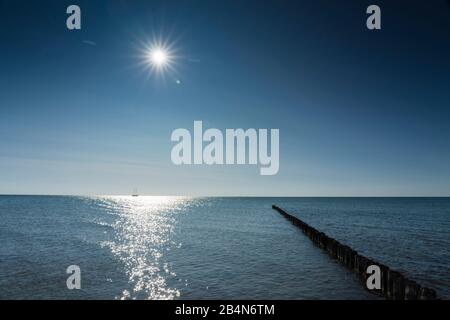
[272,205,437,300]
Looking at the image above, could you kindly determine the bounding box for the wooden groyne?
[272,205,437,300]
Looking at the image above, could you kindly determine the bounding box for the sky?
[0,0,449,196]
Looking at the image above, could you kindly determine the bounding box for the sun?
[138,37,178,80]
[136,34,180,82]
[148,48,169,67]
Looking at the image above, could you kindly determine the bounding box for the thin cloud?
[82,40,97,46]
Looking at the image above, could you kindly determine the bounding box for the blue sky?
[1,0,450,196]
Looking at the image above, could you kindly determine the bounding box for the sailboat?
[132,188,139,197]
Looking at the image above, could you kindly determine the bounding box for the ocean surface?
[0,196,448,300]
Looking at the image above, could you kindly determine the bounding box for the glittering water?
[97,196,187,300]
[0,196,449,299]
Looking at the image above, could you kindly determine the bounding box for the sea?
[0,196,448,300]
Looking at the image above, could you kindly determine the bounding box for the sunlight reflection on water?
[98,196,190,300]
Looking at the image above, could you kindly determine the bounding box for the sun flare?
[139,38,177,79]
[148,48,169,67]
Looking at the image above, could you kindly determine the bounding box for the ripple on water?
[98,196,190,300]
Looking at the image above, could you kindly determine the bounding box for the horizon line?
[0,194,449,198]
